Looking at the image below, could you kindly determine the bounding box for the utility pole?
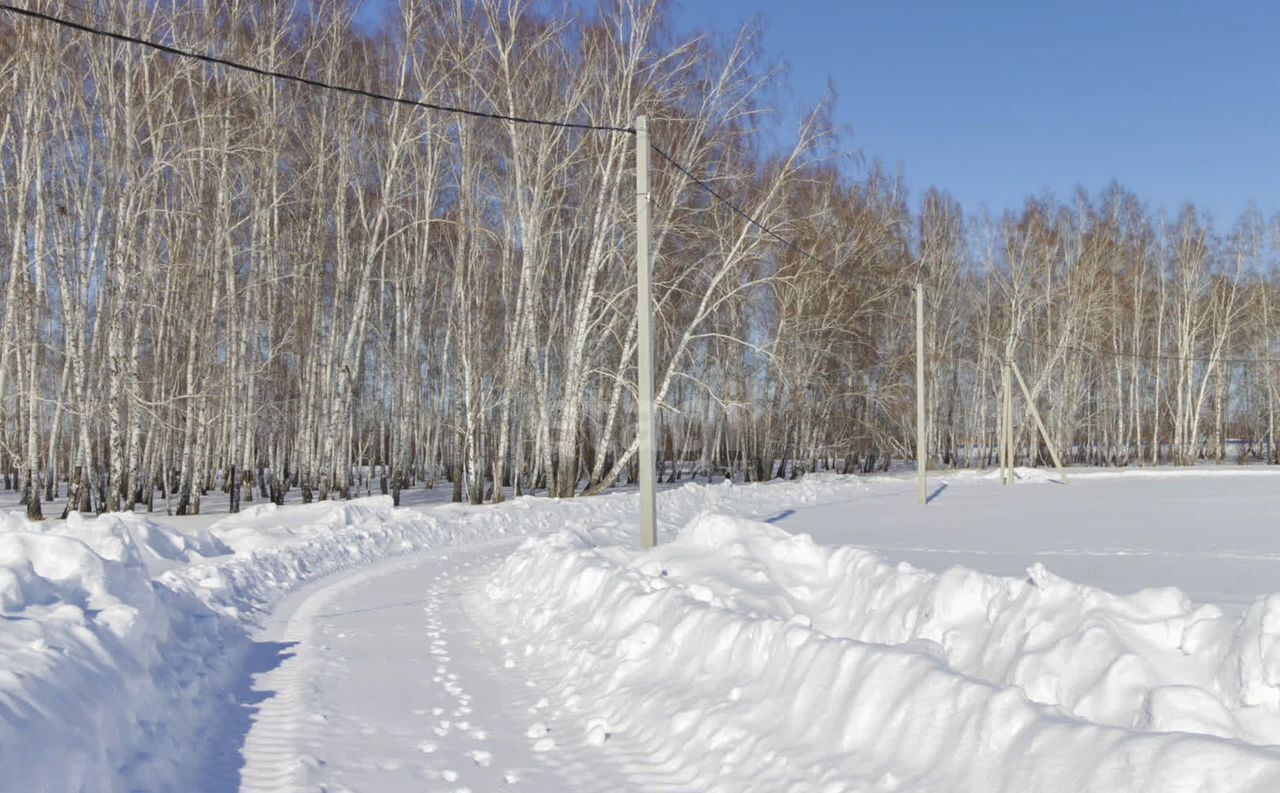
[1001,361,1013,485]
[635,114,657,548]
[915,283,926,505]
[998,364,1006,483]
[998,358,1008,483]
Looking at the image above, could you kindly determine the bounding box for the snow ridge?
[483,513,1280,793]
[0,526,243,793]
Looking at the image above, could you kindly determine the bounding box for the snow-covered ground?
[773,466,1280,607]
[2,469,1280,791]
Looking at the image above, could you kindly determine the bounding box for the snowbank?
[0,515,241,793]
[0,477,857,791]
[0,497,516,792]
[483,513,1280,792]
[0,495,543,791]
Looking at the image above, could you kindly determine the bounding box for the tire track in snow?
[222,532,701,793]
[227,538,653,792]
[236,558,377,792]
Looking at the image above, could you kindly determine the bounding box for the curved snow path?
[225,539,649,793]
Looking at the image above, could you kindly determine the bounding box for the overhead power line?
[0,2,635,135]
[650,141,839,274]
[5,2,843,281]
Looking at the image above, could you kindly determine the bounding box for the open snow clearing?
[3,470,1280,791]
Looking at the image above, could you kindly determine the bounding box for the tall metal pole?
[1000,363,1010,484]
[997,370,1005,482]
[915,283,926,505]
[635,115,657,548]
[1003,361,1014,484]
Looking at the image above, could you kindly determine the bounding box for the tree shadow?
[198,638,297,792]
[926,483,949,504]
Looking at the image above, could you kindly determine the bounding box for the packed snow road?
[214,540,647,793]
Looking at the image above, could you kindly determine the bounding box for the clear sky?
[354,0,1280,225]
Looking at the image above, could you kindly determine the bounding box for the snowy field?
[774,467,1280,608]
[2,469,1280,791]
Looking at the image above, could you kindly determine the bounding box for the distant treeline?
[1,0,1276,518]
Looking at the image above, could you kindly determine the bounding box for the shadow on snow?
[199,638,298,792]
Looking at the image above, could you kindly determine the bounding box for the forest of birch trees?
[3,0,1280,518]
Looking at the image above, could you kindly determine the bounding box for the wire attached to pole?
[0,2,636,135]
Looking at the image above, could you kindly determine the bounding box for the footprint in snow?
[526,723,550,738]
[586,719,612,746]
[527,722,556,751]
[532,698,548,710]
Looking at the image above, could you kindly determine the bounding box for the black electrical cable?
[649,141,838,273]
[0,2,635,135]
[8,1,860,286]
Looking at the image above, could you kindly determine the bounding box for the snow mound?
[483,513,1280,792]
[973,465,1062,483]
[0,524,241,793]
[0,497,492,791]
[175,495,622,622]
[0,510,230,572]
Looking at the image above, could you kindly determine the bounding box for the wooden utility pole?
[1002,361,1013,484]
[915,283,926,505]
[1011,359,1069,483]
[635,114,657,548]
[998,360,1008,480]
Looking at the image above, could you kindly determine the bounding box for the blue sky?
[354,0,1279,225]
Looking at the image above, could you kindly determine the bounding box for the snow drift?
[0,514,241,793]
[483,513,1280,793]
[0,477,857,792]
[0,496,538,792]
